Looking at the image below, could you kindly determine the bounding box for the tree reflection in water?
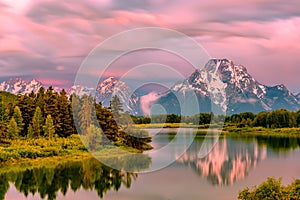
[0,154,151,200]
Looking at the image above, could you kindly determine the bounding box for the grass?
[133,123,223,129]
[223,125,300,137]
[0,134,88,163]
[0,134,148,164]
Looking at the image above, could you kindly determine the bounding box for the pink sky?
[1,0,300,92]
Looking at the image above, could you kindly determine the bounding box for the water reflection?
[176,134,300,186]
[2,132,300,199]
[0,155,151,200]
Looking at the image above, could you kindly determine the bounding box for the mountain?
[67,77,141,115]
[1,59,299,115]
[0,77,141,115]
[67,85,95,96]
[157,59,300,115]
[0,78,43,95]
[295,93,300,102]
[95,77,140,115]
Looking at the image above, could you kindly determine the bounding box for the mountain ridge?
[157,58,300,115]
[0,58,299,115]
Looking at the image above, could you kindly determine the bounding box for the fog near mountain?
[0,59,299,115]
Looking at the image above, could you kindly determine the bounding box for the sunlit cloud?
[0,0,300,91]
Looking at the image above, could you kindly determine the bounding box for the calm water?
[2,128,300,200]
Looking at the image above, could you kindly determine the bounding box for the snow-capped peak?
[0,77,43,95]
[165,58,300,115]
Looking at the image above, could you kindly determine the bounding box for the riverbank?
[223,126,300,137]
[133,123,222,129]
[0,134,145,164]
[135,123,300,137]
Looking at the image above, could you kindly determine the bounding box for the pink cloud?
[1,0,300,92]
[39,78,70,87]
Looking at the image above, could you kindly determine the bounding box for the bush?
[0,134,87,162]
[238,177,300,200]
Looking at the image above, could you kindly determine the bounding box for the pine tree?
[110,95,123,120]
[27,124,34,139]
[17,94,36,136]
[86,124,102,151]
[57,89,73,137]
[78,95,94,135]
[96,105,120,142]
[70,94,81,133]
[0,108,10,139]
[44,86,61,135]
[32,106,44,138]
[7,117,19,140]
[36,87,45,117]
[13,106,24,134]
[43,114,55,140]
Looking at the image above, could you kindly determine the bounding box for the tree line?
[227,109,300,128]
[131,108,300,129]
[0,87,73,140]
[0,88,152,150]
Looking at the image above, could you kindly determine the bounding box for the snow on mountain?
[157,58,300,115]
[68,77,141,115]
[0,78,43,94]
[295,93,300,101]
[67,85,95,96]
[95,77,140,115]
[1,59,299,115]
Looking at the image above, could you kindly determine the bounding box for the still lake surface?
[3,128,300,200]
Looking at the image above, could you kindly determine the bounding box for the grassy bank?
[223,125,300,137]
[0,135,87,163]
[133,123,223,129]
[0,134,148,163]
[135,123,300,138]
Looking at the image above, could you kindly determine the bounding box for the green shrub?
[238,177,300,200]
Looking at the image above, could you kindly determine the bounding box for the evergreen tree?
[43,114,55,140]
[7,117,19,139]
[32,107,44,137]
[78,95,94,135]
[0,108,10,138]
[27,124,34,139]
[70,94,81,134]
[36,87,45,116]
[86,124,102,151]
[110,95,123,120]
[17,94,36,136]
[57,89,73,137]
[296,109,300,127]
[96,105,120,142]
[13,106,24,134]
[44,86,61,134]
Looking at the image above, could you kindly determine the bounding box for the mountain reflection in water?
[2,132,300,200]
[176,135,300,186]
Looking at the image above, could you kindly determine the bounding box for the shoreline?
[2,125,300,165]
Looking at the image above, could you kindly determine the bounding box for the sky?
[1,0,300,92]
